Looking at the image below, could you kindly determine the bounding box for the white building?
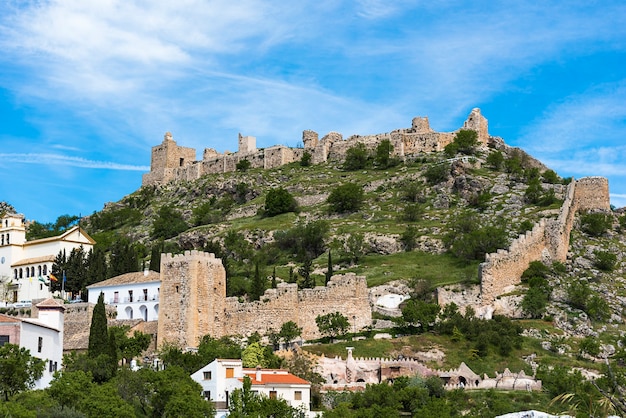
[86,270,160,321]
[0,213,95,304]
[0,298,65,389]
[191,359,312,418]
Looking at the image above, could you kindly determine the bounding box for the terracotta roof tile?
[11,255,56,267]
[87,271,160,288]
[242,371,310,385]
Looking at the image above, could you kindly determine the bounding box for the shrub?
[343,143,369,171]
[521,261,551,281]
[402,203,424,222]
[448,224,508,262]
[580,212,612,236]
[327,183,364,213]
[264,188,298,217]
[400,181,424,203]
[300,151,312,167]
[236,159,251,171]
[399,225,420,251]
[485,150,504,170]
[542,169,560,184]
[152,206,188,239]
[275,220,329,261]
[593,250,617,272]
[521,286,549,319]
[424,163,450,185]
[374,139,398,169]
[444,129,478,156]
[567,281,591,311]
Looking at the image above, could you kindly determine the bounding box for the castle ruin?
[142,108,490,186]
[156,250,371,349]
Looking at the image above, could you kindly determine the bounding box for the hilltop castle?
[142,108,490,186]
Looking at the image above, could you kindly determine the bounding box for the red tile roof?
[242,371,310,386]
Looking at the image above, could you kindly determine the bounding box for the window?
[14,270,17,280]
[225,367,234,378]
[38,266,42,276]
[203,371,212,380]
[31,267,34,277]
[49,360,54,372]
[25,268,29,278]
[113,291,119,303]
[128,290,133,302]
[43,265,47,275]
[0,335,9,346]
[294,391,302,401]
[38,337,43,353]
[143,288,148,301]
[269,391,277,400]
[203,391,211,400]
[19,268,22,279]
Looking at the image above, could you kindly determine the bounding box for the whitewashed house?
[0,213,95,304]
[0,298,65,389]
[191,358,312,418]
[86,270,160,321]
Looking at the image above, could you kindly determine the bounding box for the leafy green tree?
[343,143,370,171]
[402,203,424,222]
[236,158,251,171]
[109,326,151,365]
[401,300,440,331]
[327,183,364,213]
[344,233,365,265]
[0,344,44,401]
[299,258,314,289]
[275,220,329,261]
[542,169,560,184]
[279,321,302,348]
[265,187,298,217]
[250,262,266,301]
[374,139,397,168]
[107,238,139,278]
[423,163,450,185]
[521,285,549,318]
[567,280,591,311]
[152,205,188,239]
[399,225,419,251]
[444,129,478,156]
[485,150,505,170]
[315,312,350,340]
[524,177,543,204]
[242,342,268,368]
[230,375,305,418]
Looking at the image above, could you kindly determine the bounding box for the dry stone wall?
[156,251,371,348]
[142,109,490,186]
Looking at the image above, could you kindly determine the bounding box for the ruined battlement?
[142,109,490,186]
[156,252,371,348]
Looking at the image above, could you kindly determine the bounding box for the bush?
[542,169,560,184]
[275,220,329,261]
[236,159,251,171]
[485,150,504,170]
[400,226,420,251]
[264,188,298,217]
[580,212,612,236]
[521,261,551,281]
[402,203,424,222]
[152,206,188,239]
[374,139,399,169]
[327,183,364,213]
[444,129,478,156]
[343,143,370,171]
[593,250,617,272]
[447,224,508,262]
[300,151,312,167]
[424,163,450,185]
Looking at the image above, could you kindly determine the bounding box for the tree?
[250,262,266,301]
[424,163,450,185]
[86,247,107,287]
[149,241,164,272]
[315,312,350,340]
[107,238,140,278]
[152,205,188,239]
[594,250,617,272]
[229,375,305,418]
[325,250,333,285]
[399,225,419,251]
[485,150,504,170]
[242,342,268,368]
[580,212,612,237]
[401,300,440,331]
[236,159,251,171]
[0,344,44,401]
[109,326,151,365]
[444,129,478,156]
[279,321,302,348]
[374,139,396,169]
[299,258,314,289]
[343,143,369,171]
[300,151,312,167]
[265,187,298,217]
[327,183,364,213]
[89,292,109,358]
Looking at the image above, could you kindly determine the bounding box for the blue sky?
[1,1,626,223]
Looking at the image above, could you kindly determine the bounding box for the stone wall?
[479,177,611,306]
[142,108,490,186]
[156,251,371,348]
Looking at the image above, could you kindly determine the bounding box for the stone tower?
[462,108,489,144]
[157,251,226,348]
[142,132,197,186]
[238,133,257,154]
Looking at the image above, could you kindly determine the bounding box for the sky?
[1,1,625,223]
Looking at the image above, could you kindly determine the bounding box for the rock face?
[157,250,371,348]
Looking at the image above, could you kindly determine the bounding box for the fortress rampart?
[156,250,371,348]
[142,109,487,186]
[479,176,611,305]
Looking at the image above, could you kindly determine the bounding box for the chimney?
[256,365,262,382]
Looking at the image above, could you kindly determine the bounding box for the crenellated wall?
[156,250,371,348]
[142,109,490,186]
[479,176,611,305]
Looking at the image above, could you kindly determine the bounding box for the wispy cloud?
[0,153,148,171]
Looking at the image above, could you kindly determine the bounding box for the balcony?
[110,295,159,304]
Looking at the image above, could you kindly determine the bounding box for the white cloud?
[0,153,149,171]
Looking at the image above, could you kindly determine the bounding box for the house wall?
[21,319,63,389]
[88,281,160,321]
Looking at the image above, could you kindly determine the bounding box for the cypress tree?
[88,292,109,358]
[271,267,277,288]
[325,250,333,285]
[250,262,266,301]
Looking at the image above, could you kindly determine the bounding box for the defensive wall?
[478,176,611,305]
[142,108,488,186]
[156,250,371,348]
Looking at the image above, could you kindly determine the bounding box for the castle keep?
[156,250,371,349]
[142,108,490,186]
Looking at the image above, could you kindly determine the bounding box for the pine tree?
[88,293,109,358]
[250,262,266,301]
[149,241,163,272]
[86,247,107,287]
[299,258,314,289]
[271,267,277,288]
